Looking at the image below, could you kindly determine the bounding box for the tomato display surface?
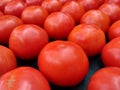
[0,15,23,44]
[9,24,49,60]
[0,67,51,90]
[88,67,120,90]
[80,10,110,33]
[68,24,106,57]
[108,20,120,40]
[21,5,48,27]
[0,45,17,76]
[38,40,89,87]
[101,37,120,67]
[44,12,75,40]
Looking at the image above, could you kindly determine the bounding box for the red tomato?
[61,1,85,24]
[21,6,48,27]
[0,45,17,76]
[25,0,43,6]
[104,0,120,5]
[80,10,110,33]
[68,24,106,57]
[88,67,120,90]
[0,67,51,90]
[9,24,49,60]
[44,12,75,40]
[77,0,99,11]
[101,37,120,67]
[0,15,23,44]
[99,3,120,24]
[38,40,89,86]
[0,0,12,12]
[4,0,27,18]
[108,20,120,40]
[41,0,62,14]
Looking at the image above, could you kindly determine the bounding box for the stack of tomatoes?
[0,0,120,90]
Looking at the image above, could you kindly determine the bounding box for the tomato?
[88,67,120,90]
[0,0,12,12]
[21,6,48,27]
[99,3,120,24]
[0,45,17,76]
[68,24,106,57]
[25,0,43,6]
[0,15,23,45]
[0,67,51,90]
[101,37,120,67]
[61,1,85,24]
[108,20,120,40]
[4,0,27,18]
[80,10,110,33]
[41,0,62,14]
[77,0,99,11]
[59,0,76,5]
[104,0,120,5]
[44,12,75,40]
[9,24,49,60]
[38,40,89,86]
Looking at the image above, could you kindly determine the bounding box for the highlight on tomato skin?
[38,40,89,87]
[0,67,51,90]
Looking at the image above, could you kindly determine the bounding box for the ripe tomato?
[99,3,120,24]
[80,10,110,33]
[0,15,23,44]
[104,0,120,5]
[0,0,12,12]
[9,24,49,60]
[41,0,62,14]
[68,24,106,57]
[88,67,120,90]
[25,0,43,6]
[61,1,85,24]
[4,0,27,18]
[77,0,99,11]
[44,12,75,40]
[21,6,48,27]
[0,45,17,76]
[108,20,120,40]
[38,40,89,87]
[101,37,120,67]
[0,67,51,90]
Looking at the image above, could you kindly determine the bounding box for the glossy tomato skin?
[99,3,120,24]
[61,1,85,24]
[4,0,27,18]
[0,15,23,44]
[41,0,62,14]
[0,0,12,12]
[101,37,120,67]
[9,24,49,60]
[21,6,48,27]
[0,45,17,76]
[38,40,89,87]
[88,67,120,90]
[44,12,75,40]
[108,20,120,40]
[104,0,120,5]
[68,24,106,57]
[77,0,99,11]
[25,0,43,6]
[80,10,110,33]
[0,67,51,90]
